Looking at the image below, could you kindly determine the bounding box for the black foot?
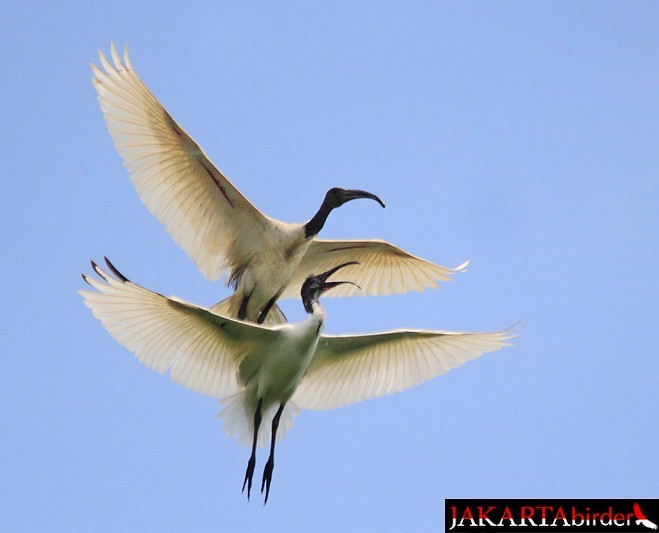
[242,455,256,500]
[261,457,275,504]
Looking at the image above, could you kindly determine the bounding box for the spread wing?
[293,327,515,410]
[279,238,468,299]
[79,259,281,398]
[91,43,270,281]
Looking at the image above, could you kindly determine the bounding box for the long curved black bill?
[316,261,360,282]
[315,261,361,293]
[320,280,361,293]
[342,189,386,208]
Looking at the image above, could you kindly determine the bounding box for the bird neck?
[304,199,335,238]
[307,301,326,336]
[302,296,325,318]
[303,295,314,314]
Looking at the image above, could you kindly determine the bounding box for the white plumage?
[91,42,467,323]
[80,259,515,503]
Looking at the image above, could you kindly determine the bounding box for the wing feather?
[280,239,468,299]
[293,328,516,410]
[92,43,269,281]
[79,261,279,398]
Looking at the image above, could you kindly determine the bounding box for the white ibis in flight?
[91,43,468,324]
[80,258,515,504]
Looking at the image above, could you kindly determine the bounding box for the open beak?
[320,280,361,293]
[340,189,386,208]
[316,261,361,292]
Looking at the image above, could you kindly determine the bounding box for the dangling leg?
[242,398,263,500]
[261,402,286,504]
[256,293,280,324]
[238,293,251,321]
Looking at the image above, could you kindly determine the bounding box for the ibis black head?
[324,187,385,209]
[304,188,385,238]
[301,261,360,313]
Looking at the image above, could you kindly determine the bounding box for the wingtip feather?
[104,256,129,282]
[110,40,122,70]
[454,260,470,272]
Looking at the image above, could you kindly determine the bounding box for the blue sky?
[2,2,658,531]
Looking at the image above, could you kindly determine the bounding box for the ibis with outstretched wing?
[91,43,467,324]
[81,259,514,504]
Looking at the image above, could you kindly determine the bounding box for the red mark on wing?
[201,161,234,208]
[168,113,184,138]
[167,116,234,208]
[324,245,369,253]
[324,244,406,257]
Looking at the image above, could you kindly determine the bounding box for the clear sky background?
[2,2,657,531]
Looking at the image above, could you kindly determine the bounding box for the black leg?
[261,402,286,505]
[256,293,279,324]
[238,293,251,321]
[242,398,263,500]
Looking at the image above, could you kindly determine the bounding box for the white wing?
[293,328,516,410]
[92,43,270,282]
[79,260,281,398]
[279,239,468,299]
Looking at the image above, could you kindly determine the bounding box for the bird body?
[241,310,323,407]
[86,41,516,506]
[217,220,314,322]
[92,43,467,323]
[80,258,515,503]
